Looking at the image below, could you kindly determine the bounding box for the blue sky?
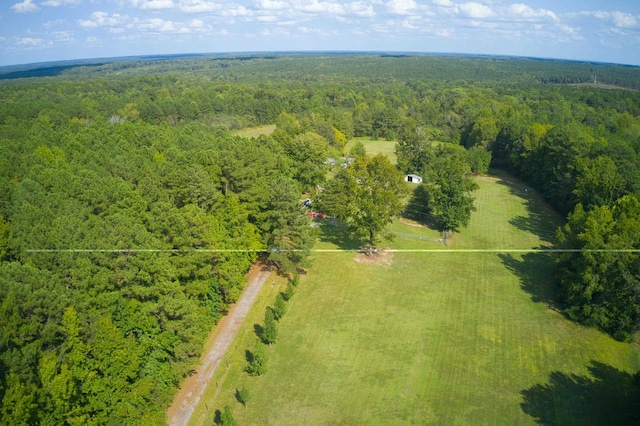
[1,0,638,66]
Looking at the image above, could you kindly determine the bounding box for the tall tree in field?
[260,176,315,274]
[395,123,435,175]
[556,195,640,340]
[421,147,479,232]
[319,154,406,247]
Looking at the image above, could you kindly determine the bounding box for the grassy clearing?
[231,124,276,138]
[190,171,639,425]
[344,137,398,164]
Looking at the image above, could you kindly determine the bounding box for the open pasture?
[344,137,398,164]
[191,171,639,425]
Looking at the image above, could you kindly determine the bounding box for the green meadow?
[190,171,639,425]
[344,138,398,164]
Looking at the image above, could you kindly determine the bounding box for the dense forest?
[1,54,639,424]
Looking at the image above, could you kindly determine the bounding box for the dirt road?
[167,264,272,426]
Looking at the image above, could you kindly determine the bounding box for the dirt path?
[167,263,272,426]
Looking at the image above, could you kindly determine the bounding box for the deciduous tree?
[319,154,406,246]
[556,195,640,340]
[421,148,479,232]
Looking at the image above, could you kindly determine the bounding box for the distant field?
[190,171,639,425]
[344,137,398,164]
[231,124,276,138]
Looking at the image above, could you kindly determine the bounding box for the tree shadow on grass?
[245,349,254,364]
[402,184,442,231]
[499,251,559,309]
[521,361,639,425]
[253,323,263,340]
[493,175,561,245]
[317,220,362,250]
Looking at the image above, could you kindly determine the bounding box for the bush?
[262,307,277,345]
[246,342,267,376]
[273,294,287,320]
[236,386,250,407]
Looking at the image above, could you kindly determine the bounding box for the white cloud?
[178,0,221,12]
[11,0,39,13]
[79,11,129,28]
[256,0,289,10]
[508,3,557,22]
[580,10,638,29]
[260,27,289,36]
[435,27,454,37]
[348,1,375,17]
[299,0,345,15]
[432,0,453,7]
[252,0,374,17]
[220,5,251,16]
[44,19,65,29]
[16,37,44,46]
[128,17,213,33]
[401,19,418,29]
[132,18,178,32]
[387,0,416,15]
[611,11,637,28]
[52,31,74,42]
[257,15,279,21]
[130,0,175,9]
[86,36,99,43]
[373,23,390,32]
[459,2,492,19]
[41,0,82,6]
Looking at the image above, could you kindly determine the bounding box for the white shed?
[405,174,423,184]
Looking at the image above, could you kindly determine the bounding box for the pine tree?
[262,307,277,345]
[273,293,287,321]
[246,341,267,376]
[260,176,316,274]
[220,405,237,426]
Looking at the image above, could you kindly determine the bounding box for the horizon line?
[2,50,640,71]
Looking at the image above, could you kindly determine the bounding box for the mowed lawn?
[344,137,398,164]
[190,171,639,425]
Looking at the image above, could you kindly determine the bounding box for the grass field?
[344,137,398,164]
[189,170,639,425]
[231,124,276,138]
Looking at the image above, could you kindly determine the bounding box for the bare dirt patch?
[354,249,393,266]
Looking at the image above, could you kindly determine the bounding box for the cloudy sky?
[0,0,638,67]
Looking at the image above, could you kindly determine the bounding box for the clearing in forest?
[189,170,640,425]
[231,124,276,138]
[344,137,398,164]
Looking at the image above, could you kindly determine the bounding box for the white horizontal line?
[24,248,640,253]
